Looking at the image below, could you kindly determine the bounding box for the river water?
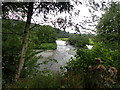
[37,40,76,71]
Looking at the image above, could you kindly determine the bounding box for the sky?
[30,0,119,34]
[30,2,96,34]
[8,0,119,34]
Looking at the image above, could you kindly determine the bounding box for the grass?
[6,73,61,88]
[39,43,57,50]
[5,71,83,88]
[57,38,69,41]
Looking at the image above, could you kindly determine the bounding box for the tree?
[96,2,120,84]
[29,25,57,48]
[2,1,74,81]
[14,2,34,82]
[2,19,23,85]
[96,2,120,49]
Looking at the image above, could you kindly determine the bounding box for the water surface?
[37,40,76,71]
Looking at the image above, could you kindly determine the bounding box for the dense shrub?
[6,72,62,88]
[65,42,119,88]
[68,34,89,48]
[66,3,120,87]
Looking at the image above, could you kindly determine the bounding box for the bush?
[65,42,119,88]
[6,72,62,88]
[68,34,89,48]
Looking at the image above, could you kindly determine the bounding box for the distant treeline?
[55,28,70,38]
[68,34,95,48]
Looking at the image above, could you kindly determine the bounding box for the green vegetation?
[39,43,57,50]
[65,43,119,88]
[68,34,95,48]
[64,2,120,88]
[6,72,62,88]
[96,2,120,85]
[89,38,94,45]
[29,25,57,49]
[57,38,69,41]
[2,2,120,89]
[3,19,24,85]
[6,71,83,88]
[2,19,57,86]
[55,28,70,38]
[56,28,70,41]
[96,2,120,49]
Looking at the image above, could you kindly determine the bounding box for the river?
[37,40,76,71]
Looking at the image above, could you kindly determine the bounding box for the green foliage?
[66,42,119,71]
[57,38,69,41]
[89,38,94,45]
[55,28,70,38]
[21,50,41,78]
[95,2,120,85]
[2,18,40,85]
[6,72,62,88]
[96,2,120,49]
[65,42,120,88]
[6,71,83,88]
[68,34,90,48]
[2,19,57,86]
[2,19,23,84]
[29,25,57,49]
[3,2,120,88]
[39,43,57,50]
[68,34,78,45]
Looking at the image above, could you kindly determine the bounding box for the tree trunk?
[15,2,34,82]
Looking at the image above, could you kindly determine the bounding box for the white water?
[86,45,93,49]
